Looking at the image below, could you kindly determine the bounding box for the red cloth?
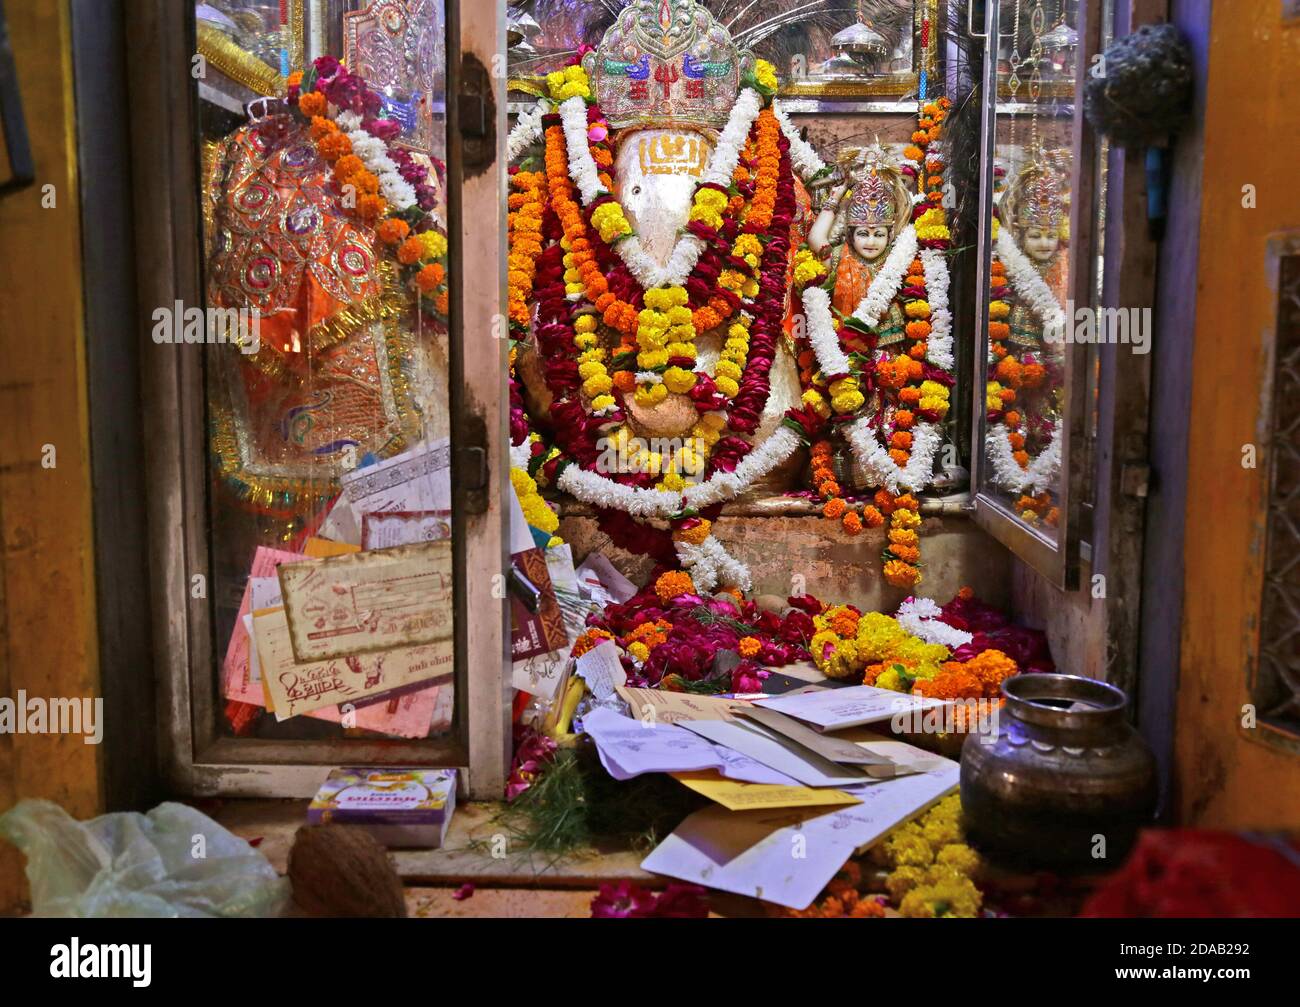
[1081,829,1300,918]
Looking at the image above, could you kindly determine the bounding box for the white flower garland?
[557,91,760,291]
[509,440,532,469]
[846,414,944,495]
[506,99,546,164]
[919,247,954,372]
[335,111,417,210]
[995,227,1066,350]
[555,425,801,519]
[896,596,973,649]
[986,418,1063,494]
[771,99,826,183]
[850,224,918,328]
[681,425,802,510]
[800,286,852,377]
[988,230,1065,493]
[674,534,752,594]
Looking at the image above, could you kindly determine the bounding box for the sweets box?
[307,767,457,848]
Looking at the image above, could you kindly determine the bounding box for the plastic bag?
[0,799,291,917]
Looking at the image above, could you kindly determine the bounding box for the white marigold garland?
[557,91,761,291]
[987,418,1063,494]
[988,229,1065,493]
[336,111,417,210]
[800,286,852,378]
[674,535,753,594]
[553,424,802,522]
[851,224,918,328]
[823,223,949,494]
[896,596,973,649]
[506,98,546,164]
[919,247,955,372]
[846,416,944,495]
[994,227,1066,346]
[681,425,802,510]
[509,439,532,470]
[772,98,826,183]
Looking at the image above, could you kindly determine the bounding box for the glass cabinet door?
[970,0,1097,585]
[133,0,509,796]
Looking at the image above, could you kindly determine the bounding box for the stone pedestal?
[556,494,1013,612]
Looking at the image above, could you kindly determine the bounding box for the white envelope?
[582,708,798,786]
[753,684,952,732]
[641,763,960,909]
[676,718,871,789]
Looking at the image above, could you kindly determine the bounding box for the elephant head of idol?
[519,0,803,474]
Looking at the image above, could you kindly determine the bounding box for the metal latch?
[458,445,487,493]
[1120,462,1150,499]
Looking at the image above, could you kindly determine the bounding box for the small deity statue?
[806,147,915,340]
[986,155,1070,521]
[1000,158,1069,354]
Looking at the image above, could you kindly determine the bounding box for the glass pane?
[979,0,1080,541]
[195,0,455,743]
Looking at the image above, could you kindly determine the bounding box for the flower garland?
[557,88,761,292]
[510,465,562,547]
[771,99,827,183]
[507,170,546,332]
[506,98,547,163]
[785,98,956,589]
[986,227,1065,511]
[511,58,813,591]
[290,58,448,317]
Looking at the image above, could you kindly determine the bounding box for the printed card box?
[307,767,457,849]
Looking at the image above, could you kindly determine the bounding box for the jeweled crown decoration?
[845,147,909,230]
[848,171,898,227]
[582,0,755,132]
[1009,163,1067,231]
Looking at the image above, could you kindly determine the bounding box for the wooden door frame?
[122,0,511,799]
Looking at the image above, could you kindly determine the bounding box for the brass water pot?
[960,674,1157,870]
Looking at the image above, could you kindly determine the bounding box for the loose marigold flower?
[397,236,425,265]
[298,90,327,117]
[416,263,445,293]
[377,218,410,245]
[654,570,696,603]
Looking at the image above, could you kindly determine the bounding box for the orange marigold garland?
[508,170,546,332]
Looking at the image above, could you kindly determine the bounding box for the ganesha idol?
[508,0,826,591]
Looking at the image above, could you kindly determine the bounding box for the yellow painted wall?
[0,0,103,913]
[1175,2,1300,826]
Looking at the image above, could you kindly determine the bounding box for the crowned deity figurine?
[807,146,915,333]
[986,154,1070,523]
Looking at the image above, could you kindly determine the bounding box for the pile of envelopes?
[222,440,458,737]
[584,685,962,910]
